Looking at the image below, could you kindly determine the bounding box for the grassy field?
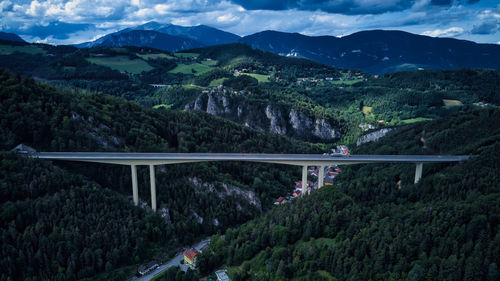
[362,106,373,116]
[169,63,213,76]
[240,73,270,83]
[0,44,46,55]
[86,56,154,74]
[443,99,463,106]
[209,77,228,87]
[174,52,199,58]
[153,104,173,109]
[201,60,218,66]
[136,53,174,60]
[182,84,206,90]
[401,117,434,124]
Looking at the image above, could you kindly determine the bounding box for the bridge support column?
[414,163,423,184]
[302,165,308,195]
[149,165,157,212]
[318,165,325,188]
[131,165,139,206]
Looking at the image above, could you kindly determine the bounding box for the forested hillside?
[0,68,323,280]
[197,109,500,281]
[0,153,169,280]
[1,41,499,142]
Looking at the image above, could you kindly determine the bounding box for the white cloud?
[216,14,238,23]
[154,3,172,15]
[0,0,12,12]
[421,27,464,37]
[1,0,499,44]
[26,0,46,16]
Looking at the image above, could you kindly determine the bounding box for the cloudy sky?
[1,0,499,45]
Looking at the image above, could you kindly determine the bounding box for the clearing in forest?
[443,99,463,106]
[86,56,154,74]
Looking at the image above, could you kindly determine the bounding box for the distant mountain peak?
[75,22,241,50]
[75,29,203,52]
[0,32,26,43]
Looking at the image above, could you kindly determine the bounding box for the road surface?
[132,237,210,281]
[33,152,471,166]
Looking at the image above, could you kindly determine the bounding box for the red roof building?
[184,248,199,265]
[293,190,301,197]
[275,196,286,204]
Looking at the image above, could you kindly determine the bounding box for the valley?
[0,21,499,281]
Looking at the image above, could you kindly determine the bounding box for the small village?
[133,146,350,280]
[274,146,349,205]
[274,165,343,205]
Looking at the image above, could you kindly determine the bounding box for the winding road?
[133,237,210,281]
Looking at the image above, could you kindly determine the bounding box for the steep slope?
[0,32,25,43]
[76,30,204,52]
[198,109,500,280]
[241,30,500,74]
[133,21,240,46]
[0,153,169,280]
[0,68,323,280]
[182,85,342,141]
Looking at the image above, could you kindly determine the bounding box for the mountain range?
[5,21,500,73]
[241,30,500,74]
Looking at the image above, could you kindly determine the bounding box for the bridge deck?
[30,152,472,211]
[34,152,471,166]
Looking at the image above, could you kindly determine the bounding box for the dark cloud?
[232,0,413,15]
[232,0,482,14]
[471,21,499,34]
[13,22,94,40]
[431,0,452,6]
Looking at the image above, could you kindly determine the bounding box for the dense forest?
[0,153,170,281]
[0,68,323,280]
[197,108,500,281]
[1,38,499,281]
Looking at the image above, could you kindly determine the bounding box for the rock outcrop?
[356,128,393,146]
[189,177,262,211]
[184,87,341,140]
[265,105,287,135]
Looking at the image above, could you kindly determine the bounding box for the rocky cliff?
[184,87,340,140]
[189,177,262,211]
[356,128,393,146]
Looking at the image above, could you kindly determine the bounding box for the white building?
[215,269,231,281]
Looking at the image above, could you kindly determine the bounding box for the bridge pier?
[149,165,157,212]
[318,165,325,188]
[131,165,139,206]
[414,163,423,184]
[302,165,308,195]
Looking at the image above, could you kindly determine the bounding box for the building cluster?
[274,165,342,205]
[296,72,364,85]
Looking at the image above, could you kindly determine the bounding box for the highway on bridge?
[34,152,471,166]
[32,152,472,211]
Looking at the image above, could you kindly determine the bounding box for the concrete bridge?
[33,152,471,212]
